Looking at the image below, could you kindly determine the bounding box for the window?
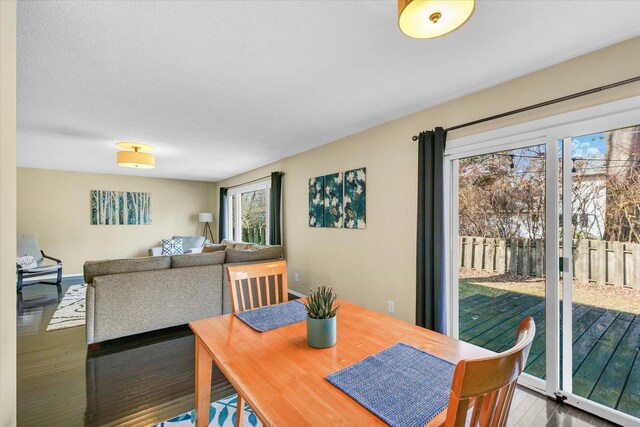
[227,180,271,244]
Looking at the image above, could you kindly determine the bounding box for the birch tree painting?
[91,190,152,225]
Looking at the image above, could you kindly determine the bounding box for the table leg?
[195,336,212,427]
[236,394,245,427]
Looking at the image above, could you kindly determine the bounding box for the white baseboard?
[288,289,306,298]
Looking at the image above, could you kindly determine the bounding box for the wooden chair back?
[226,260,288,313]
[444,317,536,427]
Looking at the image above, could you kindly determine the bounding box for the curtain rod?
[224,173,278,190]
[411,75,640,140]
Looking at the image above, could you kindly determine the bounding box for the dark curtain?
[218,187,228,242]
[416,127,447,333]
[269,172,284,245]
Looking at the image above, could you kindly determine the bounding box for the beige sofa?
[84,245,284,345]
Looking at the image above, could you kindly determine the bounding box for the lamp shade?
[116,150,155,169]
[398,0,475,39]
[199,212,214,223]
[116,142,155,169]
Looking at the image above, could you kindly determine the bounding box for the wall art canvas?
[91,190,152,225]
[344,167,366,229]
[308,176,324,227]
[323,172,343,228]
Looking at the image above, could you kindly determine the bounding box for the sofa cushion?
[84,256,171,283]
[202,244,226,253]
[225,246,284,263]
[171,251,226,268]
[162,238,184,255]
[221,239,258,250]
[235,243,256,250]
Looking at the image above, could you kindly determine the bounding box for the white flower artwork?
[308,176,324,227]
[344,167,366,229]
[323,172,343,228]
[308,167,365,229]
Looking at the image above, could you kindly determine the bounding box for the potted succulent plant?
[304,285,340,349]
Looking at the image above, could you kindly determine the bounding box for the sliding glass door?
[446,105,640,425]
[452,140,556,391]
[560,124,640,424]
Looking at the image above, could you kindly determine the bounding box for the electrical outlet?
[387,300,395,314]
[294,273,299,282]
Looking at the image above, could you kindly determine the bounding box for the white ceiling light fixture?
[398,0,475,39]
[116,142,155,169]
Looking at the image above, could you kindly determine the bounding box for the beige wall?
[1,2,17,426]
[217,36,640,323]
[17,168,216,275]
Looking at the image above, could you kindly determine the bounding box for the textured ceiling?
[17,1,640,182]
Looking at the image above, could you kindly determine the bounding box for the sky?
[572,132,606,159]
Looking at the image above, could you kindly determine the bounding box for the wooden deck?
[459,291,640,418]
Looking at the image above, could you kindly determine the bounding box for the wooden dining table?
[189,299,492,427]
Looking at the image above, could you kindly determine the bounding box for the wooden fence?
[459,236,640,289]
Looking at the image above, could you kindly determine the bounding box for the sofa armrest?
[186,247,204,254]
[149,247,162,256]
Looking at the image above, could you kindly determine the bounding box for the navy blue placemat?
[234,300,307,332]
[326,342,455,427]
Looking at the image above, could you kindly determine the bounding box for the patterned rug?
[155,394,261,427]
[46,284,87,331]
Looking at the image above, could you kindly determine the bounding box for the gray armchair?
[16,234,63,293]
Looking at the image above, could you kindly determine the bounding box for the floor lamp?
[199,212,215,243]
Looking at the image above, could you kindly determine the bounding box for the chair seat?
[23,264,62,274]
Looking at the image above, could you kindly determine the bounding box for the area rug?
[154,394,261,427]
[46,284,87,331]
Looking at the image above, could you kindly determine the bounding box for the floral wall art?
[308,167,366,229]
[91,190,152,225]
[308,176,324,227]
[344,167,366,229]
[324,172,343,228]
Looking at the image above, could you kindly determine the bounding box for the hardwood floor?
[17,278,618,426]
[18,278,234,426]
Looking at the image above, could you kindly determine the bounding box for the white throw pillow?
[17,255,38,269]
[161,238,183,255]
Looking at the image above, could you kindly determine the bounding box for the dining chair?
[225,259,288,426]
[226,260,288,313]
[442,317,536,427]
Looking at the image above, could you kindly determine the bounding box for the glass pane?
[240,189,267,244]
[458,144,547,380]
[568,124,640,418]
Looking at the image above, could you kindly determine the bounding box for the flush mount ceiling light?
[398,0,475,39]
[116,142,155,169]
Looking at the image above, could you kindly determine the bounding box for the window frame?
[226,179,271,244]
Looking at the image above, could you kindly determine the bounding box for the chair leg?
[17,273,23,293]
[56,268,63,299]
[236,394,245,427]
[17,292,24,316]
